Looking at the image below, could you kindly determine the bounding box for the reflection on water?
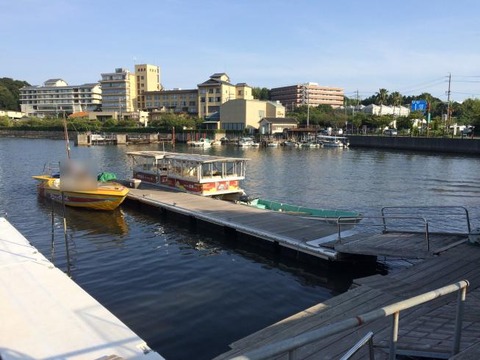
[1,138,480,360]
[37,198,129,237]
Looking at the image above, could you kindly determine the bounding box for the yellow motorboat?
[33,164,129,211]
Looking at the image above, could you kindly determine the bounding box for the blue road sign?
[411,100,427,112]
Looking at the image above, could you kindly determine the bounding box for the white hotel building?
[19,79,102,117]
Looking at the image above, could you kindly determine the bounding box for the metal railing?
[340,331,374,360]
[230,280,469,360]
[381,206,471,234]
[337,215,431,250]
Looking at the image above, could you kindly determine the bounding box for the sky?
[1,0,479,102]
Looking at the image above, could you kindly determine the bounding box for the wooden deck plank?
[330,232,467,259]
[127,188,344,260]
[217,288,397,359]
[215,243,480,360]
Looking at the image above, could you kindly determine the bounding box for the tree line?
[1,79,478,135]
[0,77,30,111]
[251,87,480,134]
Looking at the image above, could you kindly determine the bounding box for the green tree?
[0,77,30,110]
[252,87,270,100]
[375,88,389,105]
[395,116,411,131]
[389,91,403,106]
[457,99,480,127]
[0,85,17,110]
[0,116,12,127]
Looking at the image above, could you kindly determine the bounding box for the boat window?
[201,162,222,178]
[170,159,199,180]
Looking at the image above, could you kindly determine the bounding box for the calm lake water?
[0,138,479,359]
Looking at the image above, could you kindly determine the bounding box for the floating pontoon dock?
[0,217,164,360]
[126,186,472,263]
[125,187,344,261]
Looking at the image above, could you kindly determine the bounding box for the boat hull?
[239,198,360,220]
[34,176,129,211]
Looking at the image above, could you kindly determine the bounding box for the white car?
[384,129,398,136]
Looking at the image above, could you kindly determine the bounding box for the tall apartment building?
[135,64,161,110]
[197,73,253,118]
[270,83,344,111]
[100,68,137,113]
[19,79,102,117]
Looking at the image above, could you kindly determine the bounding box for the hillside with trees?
[0,78,30,110]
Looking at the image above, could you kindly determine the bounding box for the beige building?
[135,64,161,110]
[259,117,298,135]
[145,88,198,114]
[197,73,253,118]
[270,82,344,110]
[220,99,285,132]
[100,68,137,113]
[19,79,102,117]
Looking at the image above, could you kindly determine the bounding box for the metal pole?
[51,200,55,262]
[452,286,467,355]
[426,222,430,252]
[61,192,71,277]
[389,311,400,360]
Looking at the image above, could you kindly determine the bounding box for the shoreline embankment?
[1,130,479,154]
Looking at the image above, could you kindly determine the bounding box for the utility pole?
[446,73,451,133]
[303,84,310,128]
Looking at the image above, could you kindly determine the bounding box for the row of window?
[145,94,197,100]
[221,123,245,131]
[200,97,221,103]
[136,67,157,72]
[21,89,97,94]
[101,83,129,88]
[146,101,196,108]
[102,75,127,81]
[23,100,100,105]
[21,94,98,99]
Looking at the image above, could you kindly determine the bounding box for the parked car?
[461,126,474,135]
[384,129,398,136]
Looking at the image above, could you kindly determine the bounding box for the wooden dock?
[214,241,480,359]
[125,187,347,261]
[125,187,471,263]
[0,217,163,360]
[124,187,479,359]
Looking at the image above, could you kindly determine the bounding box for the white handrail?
[230,280,469,360]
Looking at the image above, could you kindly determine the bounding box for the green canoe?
[239,197,361,221]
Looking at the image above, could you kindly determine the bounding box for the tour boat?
[33,164,129,211]
[127,151,249,200]
[237,197,361,221]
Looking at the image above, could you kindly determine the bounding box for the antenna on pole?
[446,73,452,133]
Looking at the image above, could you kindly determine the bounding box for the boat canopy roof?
[316,135,348,140]
[126,151,249,164]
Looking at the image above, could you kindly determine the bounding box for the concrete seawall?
[348,135,480,154]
